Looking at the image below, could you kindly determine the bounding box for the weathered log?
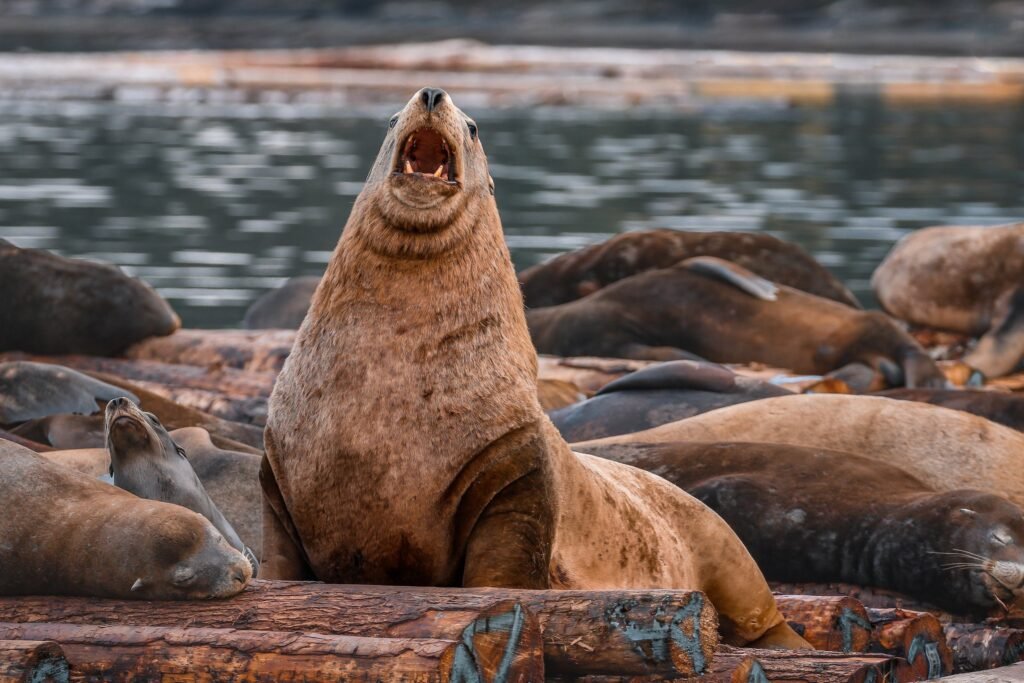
[0,619,544,683]
[770,583,944,614]
[866,608,952,679]
[0,640,69,683]
[774,595,872,653]
[128,381,269,427]
[944,624,1024,673]
[931,661,1024,681]
[124,329,296,373]
[0,580,718,678]
[0,429,53,452]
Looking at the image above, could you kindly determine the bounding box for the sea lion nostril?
[421,88,446,113]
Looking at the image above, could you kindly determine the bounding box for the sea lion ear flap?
[130,578,145,592]
[488,175,495,196]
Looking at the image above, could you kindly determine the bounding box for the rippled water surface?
[1,97,1022,327]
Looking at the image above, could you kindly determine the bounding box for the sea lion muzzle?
[394,127,458,184]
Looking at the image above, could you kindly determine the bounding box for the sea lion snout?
[420,87,446,113]
[104,397,157,450]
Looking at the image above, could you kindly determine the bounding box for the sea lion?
[0,438,251,599]
[243,276,321,330]
[577,440,1024,617]
[518,228,860,308]
[262,88,809,648]
[526,258,946,387]
[575,394,1024,509]
[0,240,179,356]
[879,388,1024,433]
[549,360,791,441]
[872,223,1024,378]
[0,361,135,424]
[105,398,259,574]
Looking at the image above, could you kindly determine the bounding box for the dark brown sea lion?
[518,228,860,308]
[879,388,1024,433]
[576,394,1024,510]
[0,240,179,356]
[549,360,791,441]
[527,258,946,387]
[262,88,809,648]
[0,438,251,599]
[0,361,135,424]
[576,440,1024,617]
[242,276,321,330]
[873,223,1024,378]
[105,398,258,573]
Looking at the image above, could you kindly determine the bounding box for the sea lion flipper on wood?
[596,359,737,395]
[681,256,779,301]
[259,444,314,580]
[964,285,1024,379]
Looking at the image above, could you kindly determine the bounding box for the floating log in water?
[0,640,69,683]
[774,595,872,653]
[771,583,944,614]
[0,620,544,683]
[124,329,296,373]
[0,580,717,678]
[944,624,1024,673]
[866,608,952,679]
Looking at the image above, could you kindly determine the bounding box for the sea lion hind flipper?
[965,285,1024,379]
[681,256,778,301]
[258,452,315,580]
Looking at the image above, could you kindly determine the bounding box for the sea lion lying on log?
[549,360,791,442]
[518,228,860,308]
[0,361,134,424]
[575,394,1024,510]
[243,276,321,330]
[873,223,1024,378]
[527,258,946,387]
[577,440,1024,617]
[0,240,179,356]
[878,388,1024,433]
[0,438,251,599]
[261,88,810,648]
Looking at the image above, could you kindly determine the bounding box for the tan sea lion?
[878,387,1024,433]
[261,88,809,649]
[518,228,860,308]
[527,258,946,387]
[0,438,251,600]
[873,223,1024,377]
[0,240,179,356]
[575,394,1024,509]
[577,440,1024,618]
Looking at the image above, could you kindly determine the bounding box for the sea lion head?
[104,396,181,472]
[928,491,1024,612]
[356,87,494,257]
[124,505,252,600]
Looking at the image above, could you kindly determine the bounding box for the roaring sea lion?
[549,360,791,441]
[0,240,179,356]
[578,440,1024,617]
[262,88,809,648]
[527,258,946,387]
[873,223,1024,378]
[0,438,251,599]
[575,394,1024,509]
[243,276,321,330]
[105,398,259,574]
[0,361,135,424]
[879,388,1024,433]
[518,228,860,308]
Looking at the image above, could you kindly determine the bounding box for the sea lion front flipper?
[965,286,1024,379]
[596,360,737,395]
[258,451,314,580]
[750,621,815,650]
[681,256,779,301]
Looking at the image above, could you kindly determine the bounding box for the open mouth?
[394,128,457,184]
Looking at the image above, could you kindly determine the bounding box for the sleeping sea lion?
[105,398,259,574]
[261,88,809,649]
[243,276,321,330]
[873,223,1024,378]
[0,361,135,424]
[575,394,1024,510]
[577,440,1024,617]
[0,438,251,599]
[527,258,945,387]
[518,228,859,308]
[549,360,791,441]
[0,240,179,356]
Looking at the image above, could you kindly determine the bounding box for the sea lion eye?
[467,122,478,140]
[992,531,1012,546]
[145,413,161,427]
[172,567,197,586]
[389,115,399,129]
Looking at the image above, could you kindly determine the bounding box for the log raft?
[866,608,952,680]
[944,624,1024,673]
[0,580,718,678]
[774,595,872,653]
[0,639,69,683]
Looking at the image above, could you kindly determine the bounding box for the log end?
[0,640,70,683]
[442,600,544,683]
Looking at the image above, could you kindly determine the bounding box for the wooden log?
[770,583,945,614]
[944,624,1024,673]
[0,429,53,452]
[128,381,269,427]
[124,329,296,373]
[931,662,1024,681]
[774,595,872,653]
[0,580,718,678]
[0,640,69,683]
[866,608,952,679]
[0,619,544,683]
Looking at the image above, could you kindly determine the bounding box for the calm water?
[0,96,1022,327]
